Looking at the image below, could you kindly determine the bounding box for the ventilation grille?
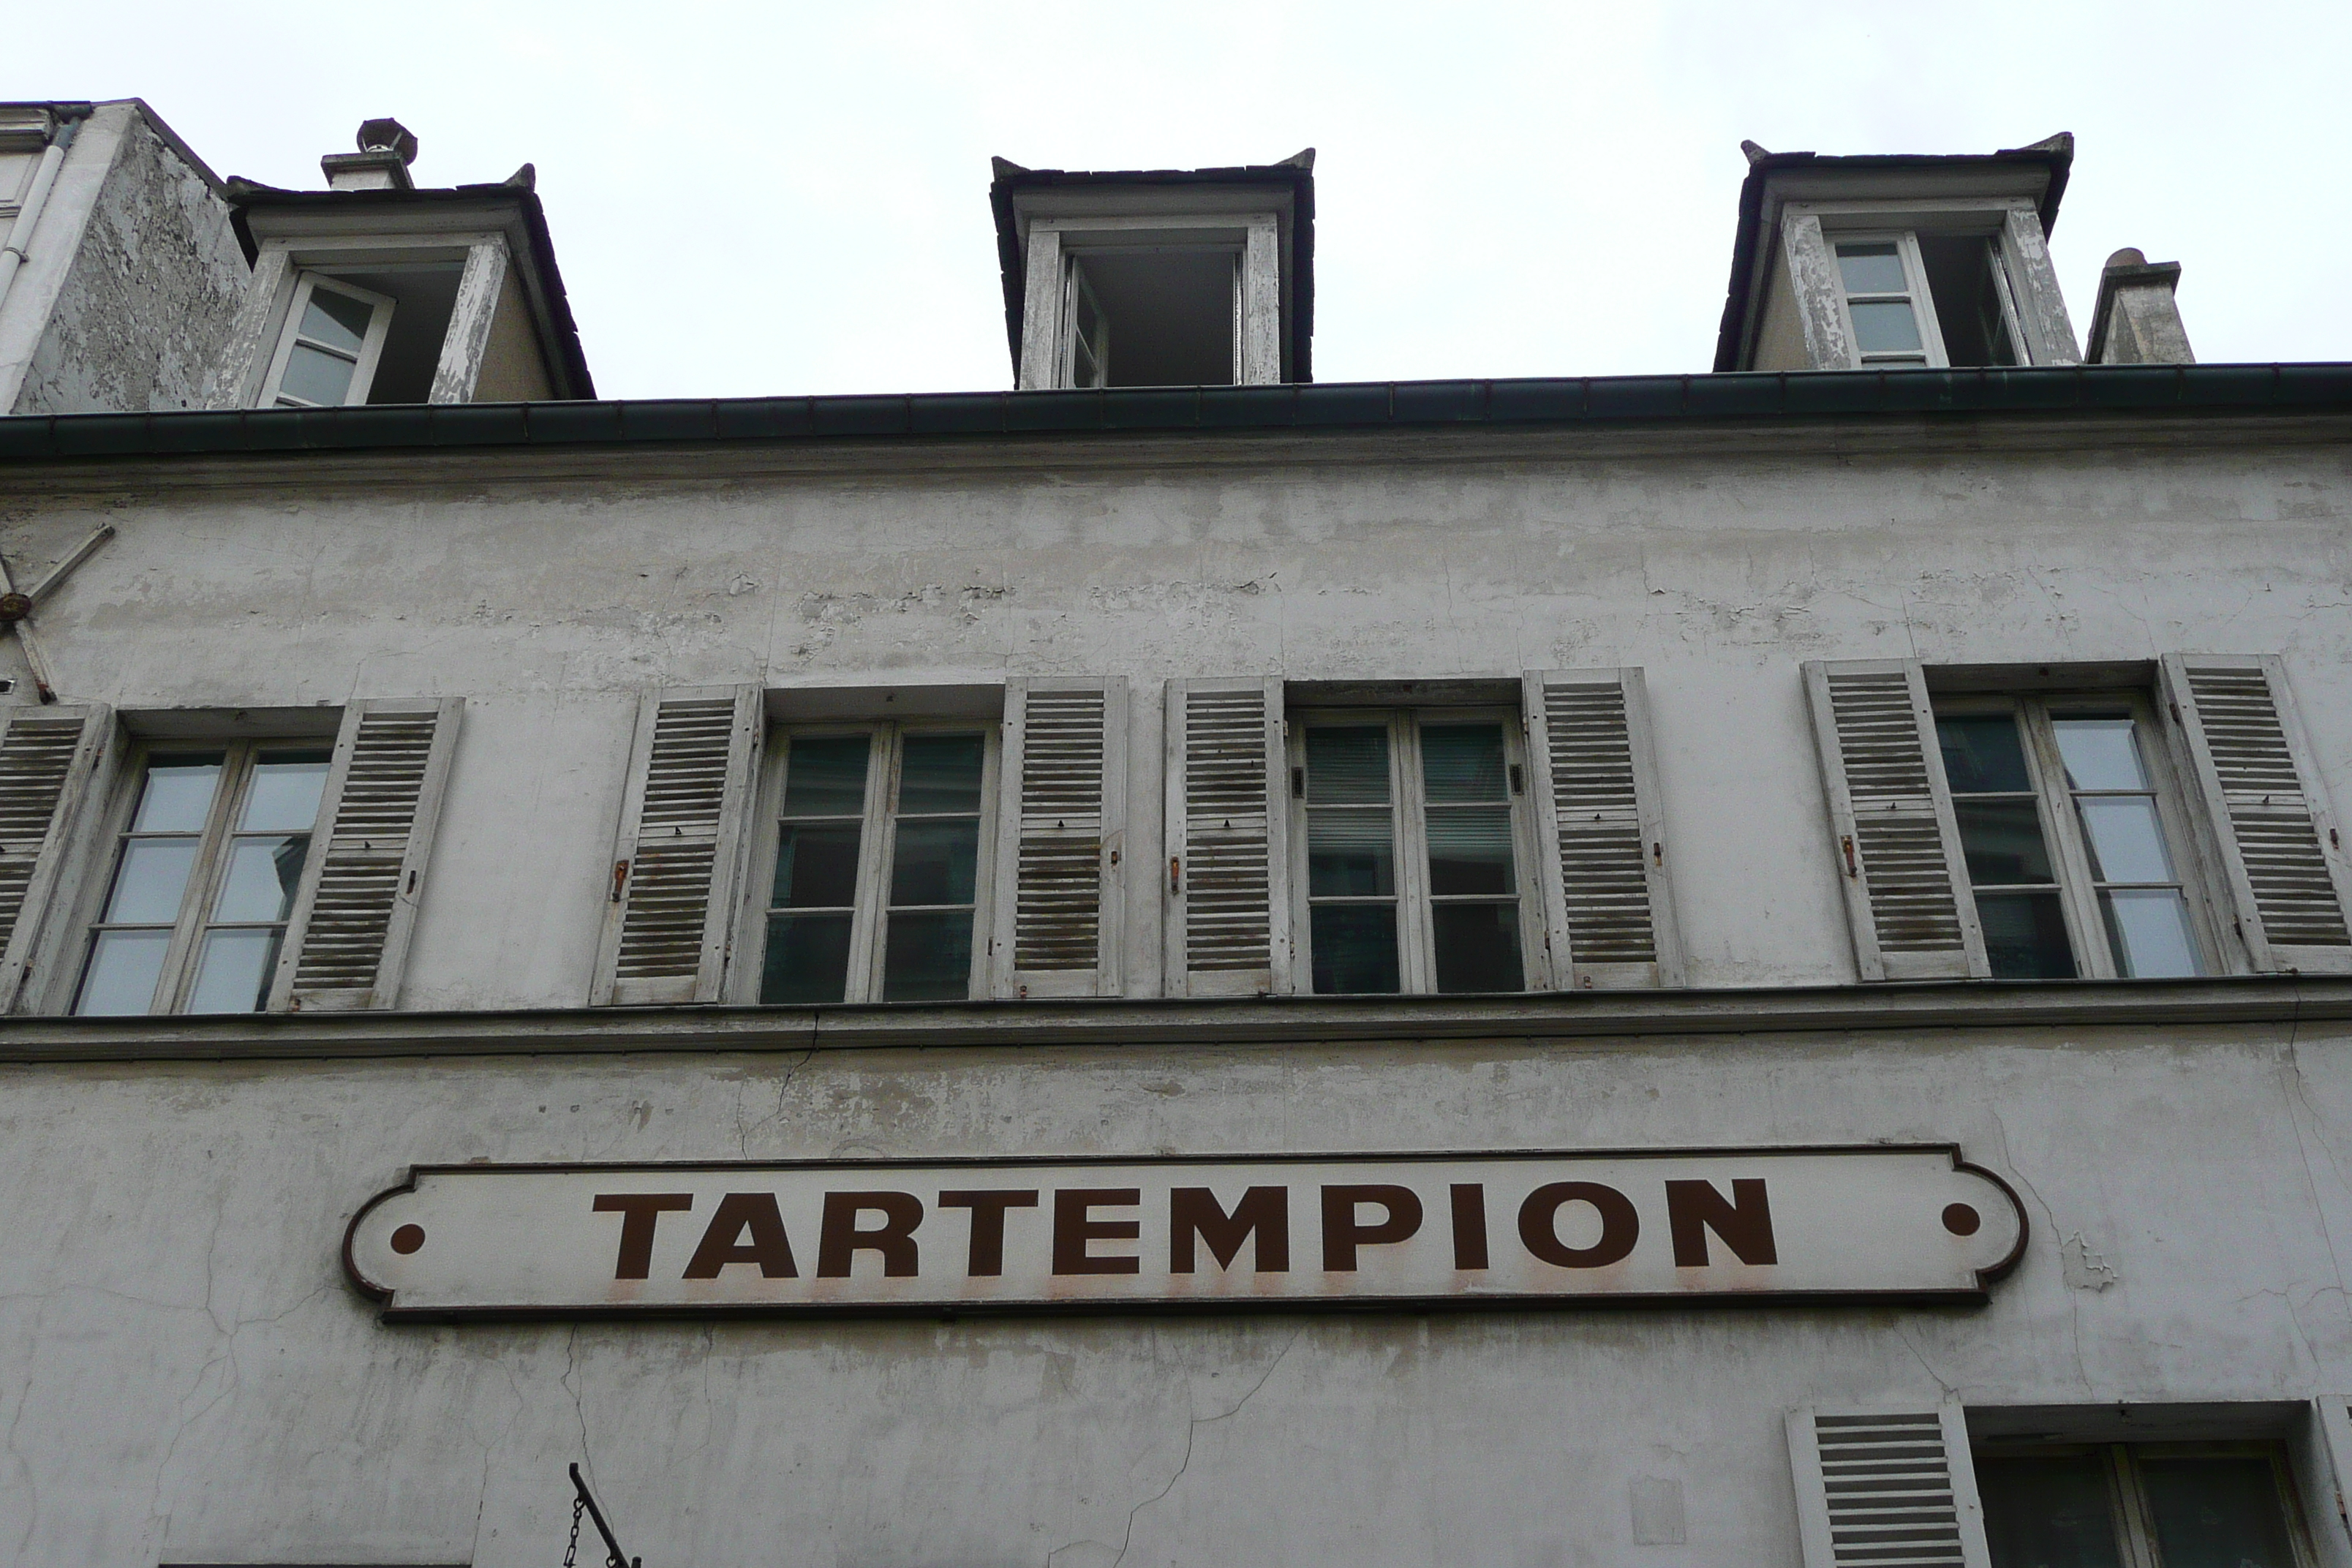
[1826,672,1965,957]
[613,698,739,981]
[1545,679,1655,964]
[0,713,86,954]
[1014,689,1105,972]
[291,708,437,993]
[2189,665,2351,949]
[1814,1412,1967,1567]
[1183,687,1271,972]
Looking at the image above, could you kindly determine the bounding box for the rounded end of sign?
[1951,1157,2031,1284]
[339,1173,420,1305]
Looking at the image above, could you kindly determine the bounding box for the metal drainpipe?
[0,107,90,319]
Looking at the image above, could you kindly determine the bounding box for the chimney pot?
[355,117,419,165]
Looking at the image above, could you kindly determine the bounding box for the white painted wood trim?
[1241,215,1281,384]
[204,246,294,410]
[1017,226,1063,391]
[2305,1398,2352,1568]
[2000,207,2082,365]
[1779,214,1852,372]
[428,234,511,404]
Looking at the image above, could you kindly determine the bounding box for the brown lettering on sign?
[1665,1178,1777,1267]
[1450,1183,1489,1270]
[681,1192,798,1279]
[1170,1186,1289,1274]
[1052,1188,1142,1275]
[816,1191,923,1278]
[1321,1184,1423,1272]
[1519,1182,1637,1269]
[591,1193,693,1281]
[938,1189,1039,1277]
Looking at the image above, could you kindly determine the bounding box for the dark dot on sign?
[391,1224,427,1255]
[1941,1204,1980,1237]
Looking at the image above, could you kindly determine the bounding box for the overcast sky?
[10,1,2345,399]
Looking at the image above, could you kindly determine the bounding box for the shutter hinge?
[1509,764,1524,796]
[1292,767,1305,799]
[2170,701,2182,725]
[2332,828,2341,851]
[1841,835,1858,878]
[610,859,630,901]
[1170,855,1181,894]
[1109,847,1120,866]
[1652,840,1663,867]
[404,869,418,896]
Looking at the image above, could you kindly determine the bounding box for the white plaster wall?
[0,1021,2342,1564]
[4,426,2347,1003]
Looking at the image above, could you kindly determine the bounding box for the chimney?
[2087,247,2194,365]
[321,117,418,192]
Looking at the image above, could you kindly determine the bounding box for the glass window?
[72,743,332,1016]
[1934,694,2204,981]
[757,725,993,1005]
[1294,711,1536,995]
[1978,1444,2307,1568]
[264,274,392,409]
[1929,691,2201,973]
[1835,241,1929,368]
[1832,230,2029,370]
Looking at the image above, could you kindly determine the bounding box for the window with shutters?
[1932,693,2212,980]
[748,723,998,1004]
[1974,1442,2314,1568]
[1286,709,1542,995]
[69,742,331,1014]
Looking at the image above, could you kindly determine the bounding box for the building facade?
[1,109,2348,1568]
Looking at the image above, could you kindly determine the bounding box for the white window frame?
[1018,214,1282,390]
[737,720,1002,1005]
[69,738,333,1016]
[1972,1440,2319,1567]
[1934,690,2222,981]
[1828,230,1947,369]
[258,271,396,408]
[1284,706,1547,995]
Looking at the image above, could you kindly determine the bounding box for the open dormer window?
[1061,248,1239,388]
[1831,232,2024,370]
[261,274,393,407]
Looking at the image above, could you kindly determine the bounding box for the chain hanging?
[562,1494,584,1568]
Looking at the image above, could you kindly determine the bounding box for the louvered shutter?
[1164,678,1289,997]
[1803,661,1985,981]
[2306,1398,2352,1567]
[2163,655,2352,974]
[991,677,1127,998]
[1523,669,1684,988]
[267,698,461,1012]
[0,704,111,1011]
[1786,1406,1990,1568]
[592,685,762,1006]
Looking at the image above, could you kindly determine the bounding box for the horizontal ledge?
[0,974,2340,1066]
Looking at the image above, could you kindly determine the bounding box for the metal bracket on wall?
[0,522,115,703]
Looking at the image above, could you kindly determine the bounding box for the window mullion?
[151,742,249,1012]
[2021,700,2114,980]
[2106,1446,2163,1568]
[1501,715,1551,989]
[1394,714,1434,994]
[845,725,896,1004]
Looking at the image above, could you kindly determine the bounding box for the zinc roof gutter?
[0,364,2346,464]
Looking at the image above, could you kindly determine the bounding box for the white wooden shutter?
[0,704,112,1011]
[2306,1398,2352,1568]
[991,677,1127,998]
[1523,669,1684,988]
[1164,677,1289,997]
[592,685,762,1006]
[1786,1405,1990,1568]
[268,698,461,1012]
[2163,654,2352,974]
[1804,660,1985,981]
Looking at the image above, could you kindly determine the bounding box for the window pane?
[1307,810,1395,897]
[1937,715,2033,794]
[301,287,374,353]
[279,341,359,406]
[186,927,281,1014]
[1431,904,1525,993]
[1426,807,1515,896]
[241,753,333,832]
[1420,724,1508,803]
[889,818,979,906]
[1976,1455,2124,1568]
[2076,796,2175,883]
[102,837,199,924]
[781,735,871,816]
[1978,892,2077,979]
[2051,717,2149,791]
[771,823,862,908]
[1836,243,1909,295]
[2102,889,2202,979]
[1849,300,1924,354]
[2138,1457,2298,1568]
[898,733,984,815]
[1305,727,1390,804]
[212,836,309,922]
[1956,799,2057,884]
[1309,903,1400,994]
[132,757,223,832]
[74,929,172,1016]
[761,912,854,1003]
[881,909,973,1001]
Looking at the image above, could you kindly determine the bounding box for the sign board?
[344,1145,2025,1319]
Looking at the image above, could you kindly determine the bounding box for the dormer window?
[261,274,393,407]
[1831,232,2024,369]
